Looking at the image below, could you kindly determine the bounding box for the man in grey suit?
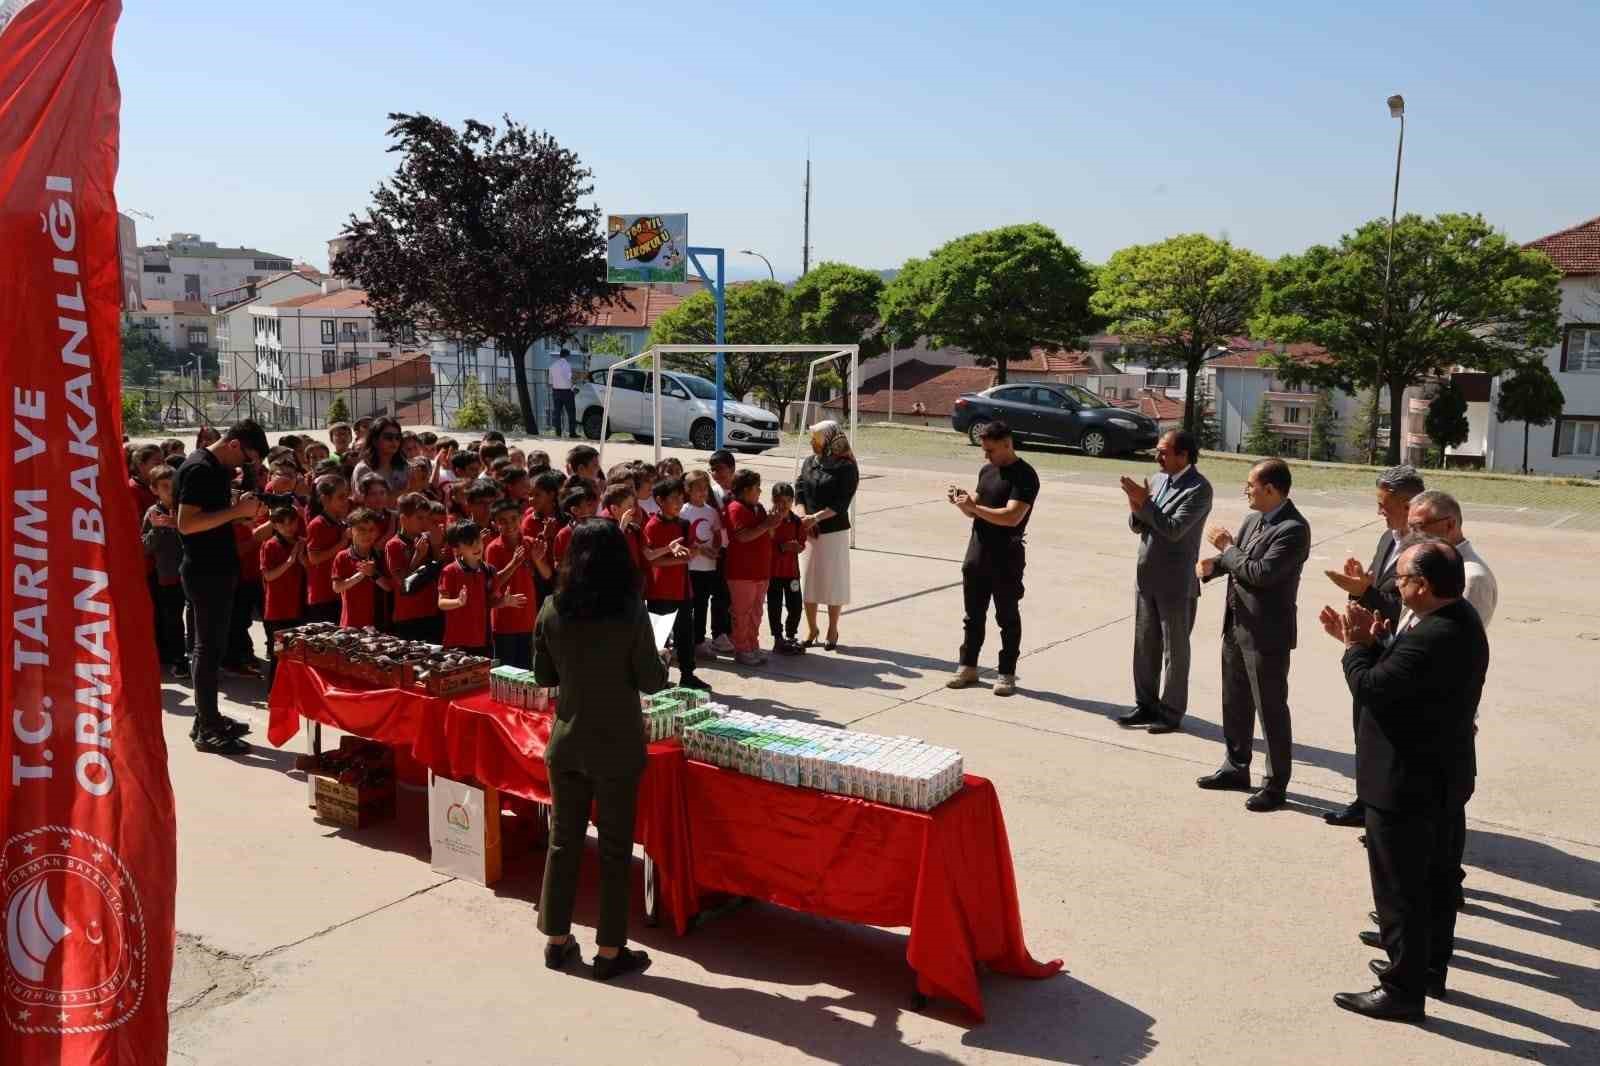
[1195,458,1311,812]
[1118,430,1213,734]
[1323,465,1426,827]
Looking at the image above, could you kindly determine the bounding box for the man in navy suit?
[1118,430,1214,734]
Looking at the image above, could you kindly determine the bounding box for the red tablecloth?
[267,658,440,748]
[680,764,1060,1020]
[411,692,696,934]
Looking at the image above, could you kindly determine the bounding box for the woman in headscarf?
[794,420,859,650]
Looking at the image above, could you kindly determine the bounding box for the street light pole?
[1375,93,1405,465]
[737,249,775,282]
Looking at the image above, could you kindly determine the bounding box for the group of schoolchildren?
[129,418,813,697]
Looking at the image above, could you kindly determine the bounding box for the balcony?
[1268,421,1311,437]
[1265,391,1318,405]
[337,329,371,344]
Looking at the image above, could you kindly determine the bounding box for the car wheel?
[581,408,604,440]
[1080,429,1108,457]
[632,433,653,445]
[690,419,717,451]
[967,420,991,446]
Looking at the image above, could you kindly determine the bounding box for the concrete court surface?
[163,435,1600,1066]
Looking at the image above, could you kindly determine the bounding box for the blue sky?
[114,1,1599,281]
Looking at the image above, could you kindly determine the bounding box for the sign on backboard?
[606,213,687,283]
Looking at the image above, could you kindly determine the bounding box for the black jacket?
[796,455,859,535]
[1355,529,1405,629]
[1343,598,1488,812]
[1205,499,1310,653]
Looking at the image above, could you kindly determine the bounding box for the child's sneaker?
[711,634,736,654]
[735,650,763,667]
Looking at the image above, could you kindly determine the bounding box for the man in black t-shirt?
[176,419,269,754]
[946,421,1040,697]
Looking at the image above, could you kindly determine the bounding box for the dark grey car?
[950,382,1161,457]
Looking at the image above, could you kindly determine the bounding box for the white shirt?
[638,497,661,517]
[1457,539,1498,627]
[548,356,573,391]
[679,501,724,572]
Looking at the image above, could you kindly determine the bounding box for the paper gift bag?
[428,773,503,886]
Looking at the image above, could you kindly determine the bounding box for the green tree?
[1253,212,1563,465]
[878,224,1095,385]
[121,325,170,386]
[1089,234,1267,434]
[1343,388,1379,465]
[1495,363,1565,474]
[1242,395,1279,456]
[586,333,630,363]
[647,280,797,410]
[454,377,493,431]
[1308,390,1338,461]
[1424,378,1470,465]
[324,394,351,427]
[120,391,152,435]
[788,262,888,415]
[334,113,618,433]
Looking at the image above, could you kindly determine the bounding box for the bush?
[453,377,492,431]
[489,390,523,431]
[121,391,152,435]
[325,394,351,427]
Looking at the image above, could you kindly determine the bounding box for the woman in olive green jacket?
[534,518,668,980]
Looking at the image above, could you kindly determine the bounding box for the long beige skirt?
[802,529,851,606]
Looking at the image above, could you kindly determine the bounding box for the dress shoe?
[1196,768,1252,791]
[1116,706,1160,728]
[1332,986,1424,1022]
[1368,911,1380,925]
[1369,959,1447,999]
[1146,716,1181,735]
[1324,801,1365,827]
[1245,789,1286,812]
[1359,929,1383,949]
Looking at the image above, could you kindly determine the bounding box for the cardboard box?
[312,773,396,828]
[428,773,503,886]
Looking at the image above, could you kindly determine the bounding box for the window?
[1555,417,1600,457]
[320,319,335,344]
[1146,371,1180,388]
[1561,327,1600,373]
[1033,387,1072,409]
[1283,406,1302,425]
[322,350,337,374]
[253,259,291,272]
[187,327,208,347]
[990,386,1032,402]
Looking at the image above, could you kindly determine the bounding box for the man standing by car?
[947,421,1039,698]
[1118,430,1213,734]
[177,419,269,755]
[548,347,576,438]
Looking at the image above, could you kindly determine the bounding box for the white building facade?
[214,271,324,390]
[140,232,293,304]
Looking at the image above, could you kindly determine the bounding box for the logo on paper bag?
[445,804,471,831]
[2,828,146,1035]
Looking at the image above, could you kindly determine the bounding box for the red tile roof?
[139,299,211,315]
[1115,388,1185,423]
[1207,340,1330,368]
[265,288,370,312]
[1009,347,1101,374]
[587,286,691,329]
[1524,215,1600,276]
[823,360,994,414]
[299,352,432,391]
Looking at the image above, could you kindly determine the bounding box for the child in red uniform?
[356,473,397,543]
[224,508,269,675]
[724,469,785,666]
[602,482,647,573]
[438,521,524,657]
[484,499,548,668]
[766,481,806,655]
[551,483,597,570]
[304,474,352,624]
[643,478,709,691]
[333,509,394,629]
[386,492,444,644]
[259,506,306,683]
[463,478,500,528]
[141,465,189,677]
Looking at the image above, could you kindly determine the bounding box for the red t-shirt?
[304,515,345,606]
[520,509,559,547]
[483,535,536,635]
[771,513,804,580]
[607,514,646,573]
[259,535,304,622]
[439,560,495,649]
[333,548,384,629]
[552,524,574,568]
[723,500,772,582]
[131,478,158,573]
[386,533,440,622]
[642,514,690,601]
[234,521,263,582]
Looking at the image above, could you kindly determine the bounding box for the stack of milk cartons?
[490,666,554,711]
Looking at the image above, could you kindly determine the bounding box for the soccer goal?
[594,343,860,543]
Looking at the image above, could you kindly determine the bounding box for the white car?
[577,369,781,453]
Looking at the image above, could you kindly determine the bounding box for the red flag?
[0,2,176,1063]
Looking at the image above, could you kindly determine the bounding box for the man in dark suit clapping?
[1194,459,1310,812]
[1118,430,1213,734]
[1322,465,1427,828]
[1321,538,1488,1022]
